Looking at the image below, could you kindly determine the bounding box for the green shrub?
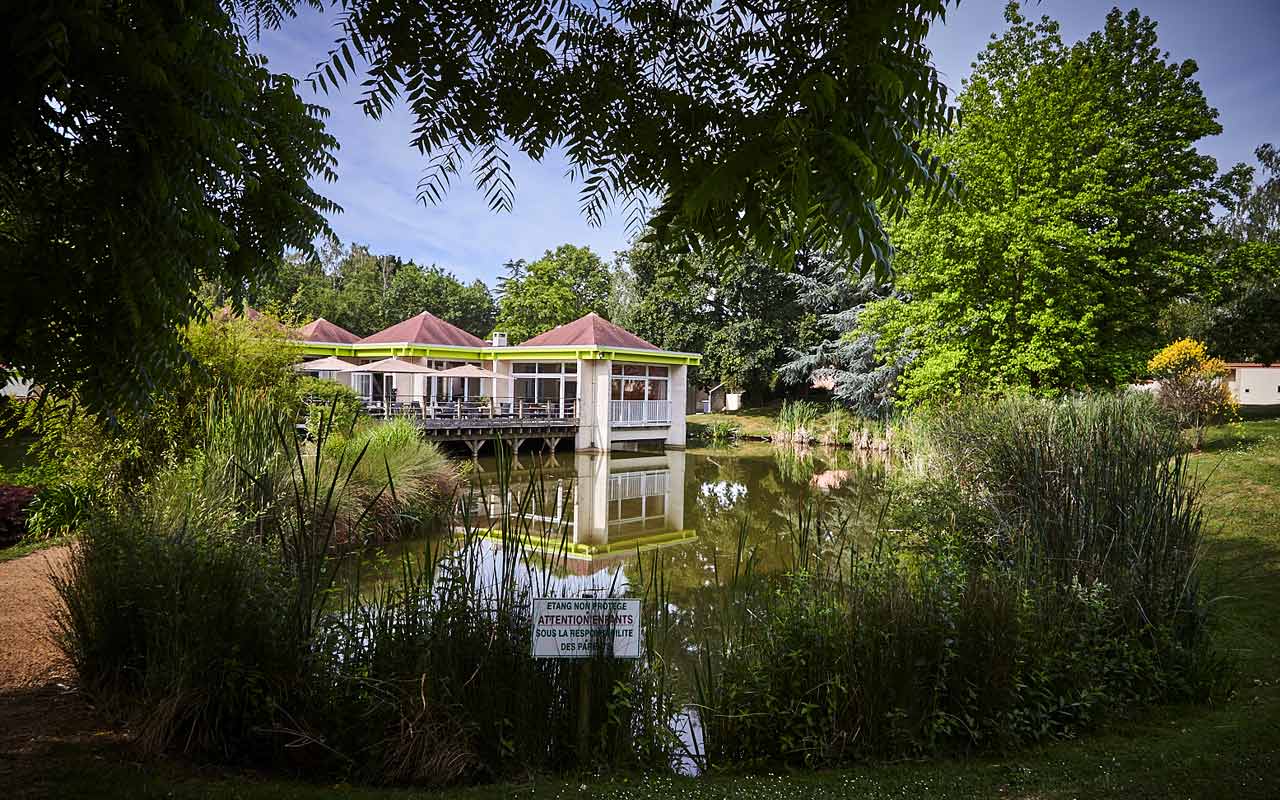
[297,377,361,438]
[774,400,823,443]
[698,420,741,445]
[696,393,1230,770]
[24,483,96,539]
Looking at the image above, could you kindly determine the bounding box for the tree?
[252,241,498,337]
[617,240,810,397]
[237,0,960,276]
[1199,145,1280,363]
[778,260,903,418]
[1219,144,1280,245]
[494,245,612,343]
[2,0,338,415]
[862,4,1223,408]
[1148,339,1235,449]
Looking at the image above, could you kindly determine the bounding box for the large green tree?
[239,0,959,275]
[1187,144,1280,362]
[861,4,1223,407]
[617,241,812,396]
[494,245,613,343]
[2,0,338,415]
[253,241,498,337]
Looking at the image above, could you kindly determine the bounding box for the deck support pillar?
[465,439,484,458]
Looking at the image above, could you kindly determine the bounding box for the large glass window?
[511,362,578,405]
[609,363,670,408]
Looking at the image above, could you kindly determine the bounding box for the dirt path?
[0,546,71,689]
[0,546,121,798]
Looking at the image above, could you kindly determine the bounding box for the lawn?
[687,403,782,439]
[10,420,1280,799]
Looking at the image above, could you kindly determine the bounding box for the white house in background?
[1,376,33,398]
[1226,363,1280,406]
[294,312,700,452]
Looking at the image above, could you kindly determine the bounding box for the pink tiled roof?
[360,311,488,348]
[519,313,658,349]
[213,305,265,322]
[297,317,360,344]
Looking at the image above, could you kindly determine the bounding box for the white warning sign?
[531,597,643,659]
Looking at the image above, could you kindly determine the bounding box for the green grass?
[687,403,782,439]
[15,419,1280,799]
[0,532,69,562]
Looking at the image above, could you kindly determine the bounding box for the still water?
[369,443,894,600]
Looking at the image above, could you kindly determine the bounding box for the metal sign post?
[531,595,642,762]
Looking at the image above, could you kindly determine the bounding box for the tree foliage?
[861,4,1223,408]
[1,0,338,416]
[5,314,301,503]
[617,241,812,396]
[494,245,613,343]
[236,0,960,275]
[778,260,902,418]
[252,240,498,338]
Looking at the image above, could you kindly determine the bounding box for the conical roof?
[297,317,360,344]
[360,311,487,348]
[519,313,657,349]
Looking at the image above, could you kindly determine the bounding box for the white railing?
[609,399,671,426]
[608,470,669,502]
[327,395,578,421]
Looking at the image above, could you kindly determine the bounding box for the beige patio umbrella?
[293,356,354,372]
[342,358,440,405]
[438,363,513,402]
[341,357,439,374]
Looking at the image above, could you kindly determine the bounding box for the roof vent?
[491,331,508,347]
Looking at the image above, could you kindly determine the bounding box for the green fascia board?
[296,341,701,365]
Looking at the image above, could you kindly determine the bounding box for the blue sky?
[253,0,1280,285]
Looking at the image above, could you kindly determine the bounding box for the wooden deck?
[409,416,579,454]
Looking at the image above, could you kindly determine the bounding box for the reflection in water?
[365,444,891,598]
[464,451,693,564]
[459,444,890,581]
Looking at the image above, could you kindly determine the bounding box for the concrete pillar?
[666,364,688,449]
[576,358,612,452]
[572,451,610,546]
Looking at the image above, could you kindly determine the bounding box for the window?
[354,373,373,399]
[511,361,578,405]
[648,366,668,377]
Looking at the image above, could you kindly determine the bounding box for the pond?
[363,443,895,603]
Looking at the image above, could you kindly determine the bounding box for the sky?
[252,0,1280,286]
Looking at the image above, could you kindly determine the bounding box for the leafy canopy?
[252,240,498,338]
[1,0,338,415]
[494,245,613,344]
[617,239,813,395]
[861,4,1222,407]
[237,0,960,274]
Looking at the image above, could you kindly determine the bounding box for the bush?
[296,377,361,439]
[0,484,38,548]
[53,433,676,780]
[695,393,1230,769]
[1148,338,1236,448]
[24,483,96,540]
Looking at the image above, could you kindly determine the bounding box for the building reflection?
[465,450,694,569]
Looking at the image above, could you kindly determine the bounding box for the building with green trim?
[296,311,700,452]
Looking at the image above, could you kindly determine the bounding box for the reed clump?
[693,393,1231,769]
[53,402,676,782]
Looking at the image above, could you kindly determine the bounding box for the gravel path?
[0,546,71,690]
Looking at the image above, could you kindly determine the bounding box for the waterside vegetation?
[34,392,1232,788]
